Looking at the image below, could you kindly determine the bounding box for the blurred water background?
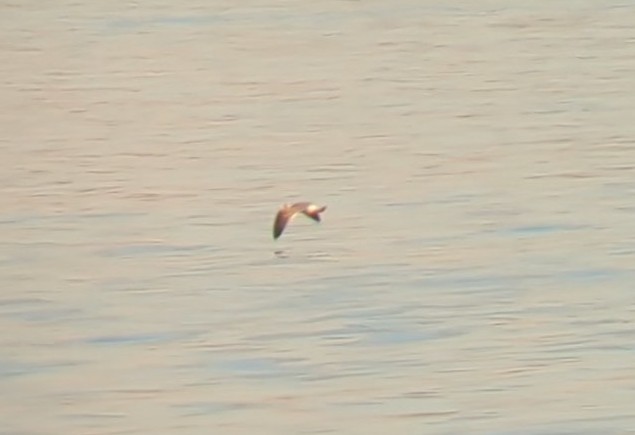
[2,1,635,434]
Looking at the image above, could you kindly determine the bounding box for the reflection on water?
[2,0,635,433]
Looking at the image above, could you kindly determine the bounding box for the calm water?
[2,1,635,434]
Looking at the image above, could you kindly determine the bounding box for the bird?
[273,202,327,240]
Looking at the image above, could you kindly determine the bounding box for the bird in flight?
[273,202,327,240]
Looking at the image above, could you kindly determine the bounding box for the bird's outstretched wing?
[303,212,321,222]
[273,209,291,239]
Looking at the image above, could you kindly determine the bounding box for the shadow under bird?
[273,202,327,240]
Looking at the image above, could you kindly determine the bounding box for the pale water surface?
[2,1,635,434]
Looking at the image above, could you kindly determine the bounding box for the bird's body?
[273,202,327,239]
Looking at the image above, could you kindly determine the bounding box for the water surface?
[2,1,635,434]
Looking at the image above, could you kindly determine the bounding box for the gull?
[273,202,327,240]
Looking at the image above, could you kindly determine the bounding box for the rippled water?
[2,1,635,434]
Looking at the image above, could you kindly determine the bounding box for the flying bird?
[273,202,327,240]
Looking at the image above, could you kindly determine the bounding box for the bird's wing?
[302,210,321,222]
[273,209,291,239]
